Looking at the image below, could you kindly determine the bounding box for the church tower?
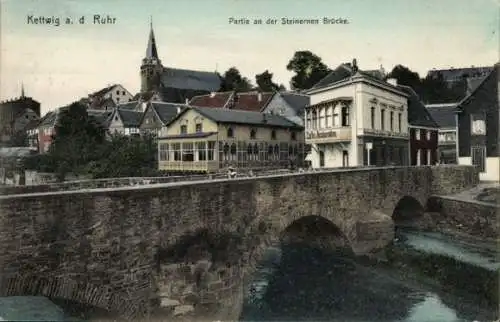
[140,19,163,93]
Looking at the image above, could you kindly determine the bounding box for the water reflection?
[240,242,496,322]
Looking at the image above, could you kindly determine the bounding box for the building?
[426,103,459,164]
[107,107,143,136]
[457,63,499,182]
[138,22,222,104]
[189,91,275,112]
[87,84,134,110]
[0,86,41,147]
[138,101,186,137]
[157,106,304,173]
[36,105,113,153]
[37,110,58,153]
[261,91,310,126]
[427,66,494,87]
[399,85,440,165]
[304,61,410,168]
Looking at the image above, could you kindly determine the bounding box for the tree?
[84,133,157,178]
[46,102,108,180]
[387,64,422,93]
[220,67,252,92]
[286,51,331,90]
[255,70,280,92]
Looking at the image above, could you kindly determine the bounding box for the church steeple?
[145,16,159,60]
[141,17,163,93]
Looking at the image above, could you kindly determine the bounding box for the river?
[0,230,498,321]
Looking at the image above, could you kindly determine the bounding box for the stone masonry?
[0,165,479,319]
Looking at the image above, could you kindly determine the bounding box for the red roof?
[189,91,275,112]
[189,91,233,108]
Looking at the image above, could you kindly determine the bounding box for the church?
[137,22,223,104]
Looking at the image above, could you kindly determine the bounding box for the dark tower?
[140,18,163,93]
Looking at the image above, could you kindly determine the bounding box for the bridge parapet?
[0,165,479,319]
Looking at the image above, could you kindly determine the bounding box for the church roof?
[161,67,222,92]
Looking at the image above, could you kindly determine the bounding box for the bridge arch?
[0,274,139,319]
[392,196,425,228]
[280,215,353,253]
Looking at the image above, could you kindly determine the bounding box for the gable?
[108,110,124,128]
[165,108,218,135]
[139,105,162,129]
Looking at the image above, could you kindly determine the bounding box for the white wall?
[308,143,352,168]
[357,82,408,135]
[103,85,134,105]
[309,86,354,105]
[481,157,500,182]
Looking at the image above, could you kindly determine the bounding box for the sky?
[0,0,498,115]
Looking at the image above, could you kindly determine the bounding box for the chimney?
[387,78,398,86]
[257,92,262,102]
[352,58,358,74]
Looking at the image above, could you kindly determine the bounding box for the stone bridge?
[0,165,479,320]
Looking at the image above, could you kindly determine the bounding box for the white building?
[304,62,410,168]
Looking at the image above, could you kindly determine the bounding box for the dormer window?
[195,123,202,133]
[271,130,276,140]
[227,127,234,138]
[250,129,256,139]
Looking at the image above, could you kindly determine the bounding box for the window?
[390,111,394,131]
[380,109,385,130]
[116,90,119,95]
[291,132,296,141]
[182,142,194,161]
[426,130,431,141]
[223,143,230,161]
[173,143,181,161]
[122,91,125,95]
[247,144,253,160]
[195,123,202,133]
[271,130,276,140]
[253,143,259,159]
[318,108,325,128]
[398,113,402,132]
[371,107,375,129]
[306,111,312,129]
[250,129,256,139]
[471,113,486,135]
[227,127,234,138]
[268,144,274,160]
[180,125,187,134]
[230,143,237,161]
[325,107,330,127]
[312,110,317,129]
[207,141,215,160]
[415,129,421,140]
[159,143,169,161]
[341,106,350,126]
[197,142,206,161]
[114,115,119,121]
